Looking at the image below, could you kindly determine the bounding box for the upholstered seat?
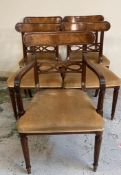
[17,89,104,134]
[65,63,120,88]
[19,52,58,67]
[69,51,110,67]
[7,68,62,88]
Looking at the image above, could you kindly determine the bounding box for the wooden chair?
[14,31,105,173]
[62,22,120,120]
[15,23,62,67]
[7,23,62,119]
[63,15,110,67]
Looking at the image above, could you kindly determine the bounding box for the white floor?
[0,85,121,175]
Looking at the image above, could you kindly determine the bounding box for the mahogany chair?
[62,22,120,120]
[63,15,110,67]
[14,31,105,173]
[16,23,62,67]
[7,23,62,119]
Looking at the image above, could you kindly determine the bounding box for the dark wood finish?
[13,31,105,173]
[111,86,120,120]
[20,134,31,174]
[24,16,62,23]
[8,88,18,120]
[93,132,103,171]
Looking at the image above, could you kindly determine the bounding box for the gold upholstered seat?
[19,52,59,67]
[7,68,62,88]
[65,64,120,88]
[13,31,105,173]
[17,89,104,134]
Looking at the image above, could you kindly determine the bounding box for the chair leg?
[93,132,103,172]
[111,86,120,120]
[20,134,31,174]
[8,88,18,120]
[94,89,99,97]
[24,89,27,96]
[28,89,32,98]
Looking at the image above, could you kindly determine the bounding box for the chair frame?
[62,21,120,120]
[14,31,106,173]
[8,23,62,120]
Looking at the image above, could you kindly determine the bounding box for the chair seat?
[7,68,62,88]
[65,64,120,88]
[19,52,58,67]
[17,89,104,134]
[70,51,110,67]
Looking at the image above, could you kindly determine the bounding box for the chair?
[63,15,110,67]
[14,31,105,173]
[7,23,62,119]
[62,22,120,120]
[16,23,62,67]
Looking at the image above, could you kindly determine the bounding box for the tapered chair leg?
[8,88,18,120]
[93,132,103,172]
[94,89,99,97]
[111,86,120,120]
[28,89,32,98]
[20,134,31,174]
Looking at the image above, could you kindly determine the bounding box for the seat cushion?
[69,51,110,67]
[7,68,62,88]
[19,52,58,67]
[17,89,104,134]
[64,64,120,88]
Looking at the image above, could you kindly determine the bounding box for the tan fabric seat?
[69,51,110,67]
[7,68,62,88]
[19,52,58,67]
[17,89,104,134]
[65,64,120,88]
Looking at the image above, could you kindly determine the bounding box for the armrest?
[83,53,106,116]
[14,60,38,118]
[83,53,105,90]
[14,60,37,91]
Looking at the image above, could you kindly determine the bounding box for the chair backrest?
[15,23,62,64]
[63,15,104,22]
[23,31,95,87]
[62,21,110,63]
[24,16,62,23]
[63,15,104,56]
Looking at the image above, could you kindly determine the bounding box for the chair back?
[24,16,62,23]
[62,21,110,63]
[23,31,95,87]
[63,15,104,22]
[15,23,62,64]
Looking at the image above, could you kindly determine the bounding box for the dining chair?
[63,15,110,67]
[7,23,62,119]
[62,22,120,120]
[14,31,105,173]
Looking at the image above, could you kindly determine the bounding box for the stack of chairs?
[7,15,120,173]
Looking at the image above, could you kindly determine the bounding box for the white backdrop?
[0,0,121,77]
